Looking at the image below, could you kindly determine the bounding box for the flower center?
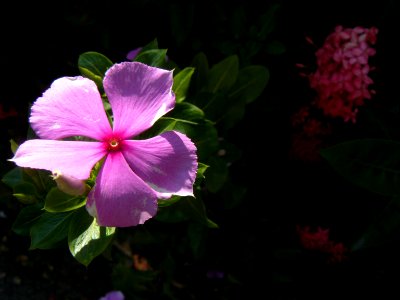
[107,138,121,152]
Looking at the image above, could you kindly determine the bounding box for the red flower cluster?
[309,26,378,122]
[289,106,332,161]
[296,225,347,263]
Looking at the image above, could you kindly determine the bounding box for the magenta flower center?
[106,137,122,152]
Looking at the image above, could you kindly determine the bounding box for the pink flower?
[126,47,142,60]
[10,62,198,227]
[99,291,125,300]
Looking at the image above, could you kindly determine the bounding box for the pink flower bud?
[52,170,88,196]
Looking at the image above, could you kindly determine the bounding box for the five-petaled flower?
[10,61,198,227]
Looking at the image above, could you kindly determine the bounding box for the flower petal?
[30,76,112,140]
[10,140,106,180]
[122,131,198,198]
[87,152,158,227]
[103,62,175,139]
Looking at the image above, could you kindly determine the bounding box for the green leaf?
[135,49,168,67]
[140,38,159,52]
[257,3,281,39]
[184,195,218,228]
[351,200,400,251]
[30,210,75,249]
[265,40,286,55]
[190,52,209,92]
[78,52,113,89]
[228,66,269,104]
[68,208,115,266]
[22,168,55,194]
[10,139,18,154]
[2,167,25,189]
[156,198,190,223]
[13,182,38,204]
[204,156,229,193]
[196,162,209,180]
[169,102,204,121]
[156,195,218,228]
[112,264,157,295]
[157,195,183,208]
[187,222,207,258]
[2,168,40,203]
[142,117,197,139]
[44,187,86,212]
[12,203,44,236]
[192,120,219,160]
[173,67,195,103]
[320,139,400,197]
[206,55,239,93]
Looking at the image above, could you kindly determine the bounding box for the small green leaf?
[206,218,219,228]
[12,203,44,236]
[30,210,75,249]
[157,195,183,208]
[13,193,37,204]
[68,208,115,266]
[173,67,195,103]
[10,139,18,154]
[78,52,113,88]
[206,55,239,93]
[228,66,269,104]
[321,139,400,197]
[140,38,159,52]
[135,49,168,67]
[196,162,209,180]
[44,187,86,212]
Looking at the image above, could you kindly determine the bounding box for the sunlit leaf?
[68,208,115,266]
[78,52,113,89]
[9,139,18,154]
[135,49,168,67]
[173,67,195,103]
[13,182,38,204]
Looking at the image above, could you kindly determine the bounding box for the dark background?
[0,1,398,299]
